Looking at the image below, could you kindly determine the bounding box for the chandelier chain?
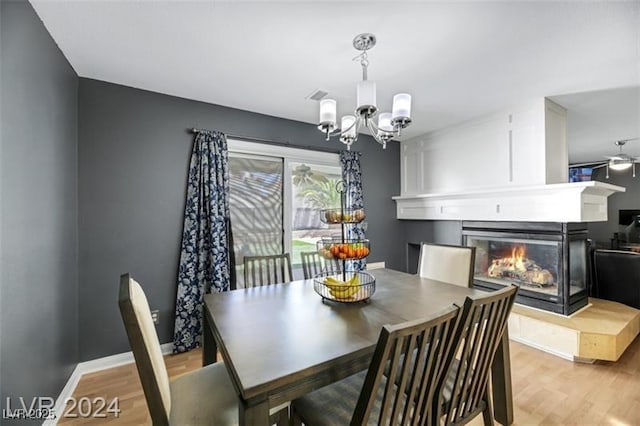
[353,51,370,80]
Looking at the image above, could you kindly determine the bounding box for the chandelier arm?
[366,119,386,147]
[323,128,344,140]
[343,118,359,135]
[366,116,378,132]
[322,117,361,141]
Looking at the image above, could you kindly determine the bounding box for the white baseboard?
[45,342,174,425]
[366,261,386,270]
[78,342,174,375]
[43,365,82,426]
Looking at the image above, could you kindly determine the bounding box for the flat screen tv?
[619,209,640,226]
[569,167,593,182]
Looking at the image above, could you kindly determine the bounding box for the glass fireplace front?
[462,222,589,315]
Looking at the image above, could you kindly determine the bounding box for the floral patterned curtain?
[173,130,235,353]
[340,150,366,271]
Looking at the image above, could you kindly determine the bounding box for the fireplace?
[462,221,589,315]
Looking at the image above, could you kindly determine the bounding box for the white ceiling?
[30,1,639,161]
[550,86,640,163]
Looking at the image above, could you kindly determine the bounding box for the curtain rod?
[189,128,341,154]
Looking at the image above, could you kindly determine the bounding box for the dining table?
[203,268,513,425]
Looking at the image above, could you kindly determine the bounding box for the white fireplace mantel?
[392,181,625,223]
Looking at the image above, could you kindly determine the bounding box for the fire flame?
[508,245,526,272]
[488,244,554,286]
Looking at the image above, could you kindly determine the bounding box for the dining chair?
[243,253,293,287]
[434,285,518,426]
[119,274,288,426]
[418,242,476,288]
[300,251,342,279]
[593,249,640,309]
[290,305,461,425]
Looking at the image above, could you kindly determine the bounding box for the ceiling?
[30,1,639,162]
[550,86,640,164]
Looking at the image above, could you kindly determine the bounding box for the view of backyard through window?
[228,147,341,286]
[290,162,342,266]
[229,154,283,255]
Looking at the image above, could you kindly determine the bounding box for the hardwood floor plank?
[58,336,640,425]
[58,350,201,425]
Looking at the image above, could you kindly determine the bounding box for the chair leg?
[276,407,289,426]
[289,405,303,426]
[269,407,289,426]
[482,390,495,426]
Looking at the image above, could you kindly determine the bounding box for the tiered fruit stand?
[313,183,375,303]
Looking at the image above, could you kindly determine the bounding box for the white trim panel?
[393,181,624,222]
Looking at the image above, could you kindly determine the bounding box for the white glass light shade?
[357,80,376,109]
[341,115,357,139]
[392,93,412,120]
[378,112,393,132]
[609,160,633,171]
[319,99,337,126]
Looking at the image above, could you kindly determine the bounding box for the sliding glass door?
[228,140,340,285]
[229,153,283,288]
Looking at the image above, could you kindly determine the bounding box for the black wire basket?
[320,208,366,224]
[313,271,375,303]
[316,237,370,261]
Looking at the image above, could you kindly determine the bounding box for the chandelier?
[317,33,412,150]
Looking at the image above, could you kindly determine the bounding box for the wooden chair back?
[436,285,518,425]
[418,243,476,288]
[300,251,342,279]
[352,305,461,425]
[118,274,171,425]
[243,253,293,287]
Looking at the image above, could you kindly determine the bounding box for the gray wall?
[587,168,640,246]
[77,79,403,360]
[1,0,78,416]
[401,221,463,272]
[1,0,4,404]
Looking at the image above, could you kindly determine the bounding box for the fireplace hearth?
[463,221,589,315]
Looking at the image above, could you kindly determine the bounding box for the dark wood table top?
[204,268,486,403]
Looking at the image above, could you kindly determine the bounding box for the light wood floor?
[59,337,640,425]
[58,350,205,425]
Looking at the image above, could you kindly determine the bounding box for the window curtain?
[173,130,235,353]
[340,150,366,271]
